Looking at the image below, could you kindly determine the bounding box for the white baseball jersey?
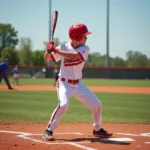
[47,42,102,133]
[51,42,89,79]
[12,67,19,78]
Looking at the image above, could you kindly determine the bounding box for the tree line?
[0,23,150,67]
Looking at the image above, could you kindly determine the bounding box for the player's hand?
[46,41,55,53]
[46,41,59,53]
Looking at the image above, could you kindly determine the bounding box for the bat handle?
[51,32,54,41]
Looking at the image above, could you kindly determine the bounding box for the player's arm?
[46,41,83,60]
[44,49,82,61]
[56,50,82,60]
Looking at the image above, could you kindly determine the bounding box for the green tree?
[0,24,18,56]
[1,47,19,65]
[148,59,150,66]
[31,50,46,65]
[126,50,149,67]
[85,52,105,66]
[111,56,126,67]
[19,37,32,65]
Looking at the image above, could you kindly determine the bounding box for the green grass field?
[1,78,150,86]
[0,79,150,124]
[0,91,150,124]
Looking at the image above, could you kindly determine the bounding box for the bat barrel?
[51,10,58,41]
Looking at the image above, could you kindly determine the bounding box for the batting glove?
[47,41,59,53]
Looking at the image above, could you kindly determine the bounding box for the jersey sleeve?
[77,45,90,61]
[50,52,61,62]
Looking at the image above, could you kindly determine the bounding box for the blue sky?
[0,0,150,59]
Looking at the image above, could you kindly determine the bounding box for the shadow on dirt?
[57,137,132,145]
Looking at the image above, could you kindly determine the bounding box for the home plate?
[100,138,135,143]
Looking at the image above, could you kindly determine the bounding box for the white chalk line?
[0,130,31,135]
[32,132,83,136]
[0,130,96,150]
[17,134,90,145]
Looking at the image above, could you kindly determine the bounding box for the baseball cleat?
[42,129,54,141]
[93,128,113,138]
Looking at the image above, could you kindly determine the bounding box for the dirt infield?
[0,85,150,150]
[0,85,150,94]
[0,123,150,150]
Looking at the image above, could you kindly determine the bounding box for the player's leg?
[0,73,3,83]
[43,80,73,140]
[16,77,19,85]
[3,72,13,89]
[17,77,19,85]
[12,77,15,85]
[14,78,16,85]
[73,82,102,131]
[73,81,113,137]
[13,74,16,85]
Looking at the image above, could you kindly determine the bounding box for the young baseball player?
[0,58,13,90]
[12,65,19,85]
[43,23,113,141]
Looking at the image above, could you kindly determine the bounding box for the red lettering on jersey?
[64,58,82,67]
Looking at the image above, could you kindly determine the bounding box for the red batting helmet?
[69,24,92,41]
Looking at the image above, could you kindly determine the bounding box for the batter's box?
[17,132,96,150]
[22,132,90,144]
[0,130,136,150]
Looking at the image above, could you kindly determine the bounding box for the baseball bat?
[51,10,58,41]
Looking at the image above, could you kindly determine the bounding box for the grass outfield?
[0,91,150,124]
[1,78,150,86]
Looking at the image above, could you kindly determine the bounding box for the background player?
[0,58,13,90]
[12,65,20,85]
[43,23,113,141]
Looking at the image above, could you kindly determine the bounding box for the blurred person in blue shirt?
[0,58,13,90]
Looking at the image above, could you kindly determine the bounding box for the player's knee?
[93,101,102,110]
[60,104,68,112]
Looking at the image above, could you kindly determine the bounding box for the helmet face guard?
[69,24,92,41]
